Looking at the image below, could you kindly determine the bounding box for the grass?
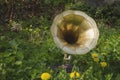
[0,21,120,80]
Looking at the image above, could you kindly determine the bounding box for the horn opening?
[57,14,90,47]
[51,10,99,54]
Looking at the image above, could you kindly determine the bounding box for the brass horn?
[51,10,99,55]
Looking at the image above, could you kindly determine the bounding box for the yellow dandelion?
[93,58,99,62]
[100,62,107,68]
[91,53,98,58]
[41,72,51,80]
[70,71,80,78]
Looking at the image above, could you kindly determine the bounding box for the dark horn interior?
[57,14,90,46]
[63,30,78,44]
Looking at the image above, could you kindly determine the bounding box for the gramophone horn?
[51,10,99,55]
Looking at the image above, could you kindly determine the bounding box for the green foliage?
[0,0,120,80]
[71,1,95,16]
[0,0,119,28]
[0,19,120,79]
[94,3,120,28]
[70,1,120,28]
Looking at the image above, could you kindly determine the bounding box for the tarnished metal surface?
[51,10,99,55]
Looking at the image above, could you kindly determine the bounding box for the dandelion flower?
[93,58,99,62]
[70,71,80,78]
[41,72,51,80]
[100,62,107,68]
[91,53,98,58]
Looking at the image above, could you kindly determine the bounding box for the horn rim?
[51,10,99,55]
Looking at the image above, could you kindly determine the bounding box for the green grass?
[0,21,120,80]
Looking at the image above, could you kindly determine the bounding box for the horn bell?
[51,10,99,55]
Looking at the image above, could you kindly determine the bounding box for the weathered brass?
[51,10,99,55]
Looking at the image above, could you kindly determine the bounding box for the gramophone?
[51,10,99,56]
